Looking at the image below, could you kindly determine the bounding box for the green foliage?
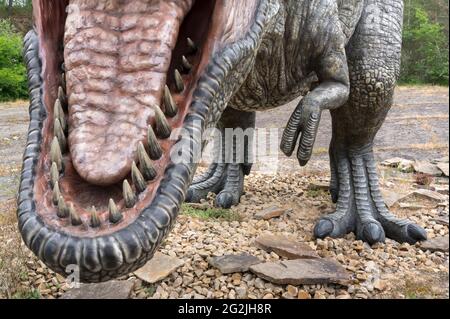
[0,18,27,102]
[401,7,449,85]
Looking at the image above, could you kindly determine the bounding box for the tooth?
[174,69,184,92]
[154,107,172,139]
[138,142,158,181]
[52,181,61,206]
[54,99,67,132]
[90,206,101,228]
[50,162,59,188]
[108,199,123,224]
[132,161,147,193]
[123,180,136,208]
[187,37,198,54]
[182,55,192,72]
[147,127,163,160]
[163,85,178,118]
[58,86,67,106]
[51,137,63,172]
[54,119,67,152]
[57,196,69,218]
[69,204,82,226]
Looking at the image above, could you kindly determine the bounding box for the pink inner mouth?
[65,0,195,186]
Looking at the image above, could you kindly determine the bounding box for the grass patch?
[12,289,40,299]
[181,204,241,222]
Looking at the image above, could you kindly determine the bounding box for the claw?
[407,224,427,243]
[363,223,385,245]
[215,191,234,209]
[314,219,334,239]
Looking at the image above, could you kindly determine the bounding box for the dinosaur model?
[18,0,426,283]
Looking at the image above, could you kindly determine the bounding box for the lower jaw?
[19,0,271,282]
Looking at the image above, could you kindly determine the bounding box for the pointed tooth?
[58,86,67,106]
[69,204,82,226]
[138,142,158,181]
[51,137,63,172]
[52,181,61,206]
[154,107,171,139]
[123,180,136,208]
[174,69,184,92]
[50,162,59,188]
[90,206,101,228]
[146,127,163,160]
[132,161,147,193]
[57,196,69,218]
[54,119,67,152]
[108,199,123,224]
[54,99,67,132]
[187,37,198,54]
[163,85,178,118]
[182,55,192,72]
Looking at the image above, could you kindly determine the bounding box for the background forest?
[0,0,448,101]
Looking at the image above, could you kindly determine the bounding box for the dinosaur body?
[18,0,426,283]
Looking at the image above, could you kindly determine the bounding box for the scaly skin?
[19,0,426,283]
[187,0,428,244]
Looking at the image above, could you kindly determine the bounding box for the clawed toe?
[215,191,236,209]
[360,222,385,245]
[407,224,427,242]
[314,219,334,239]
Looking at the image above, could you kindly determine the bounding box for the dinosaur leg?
[186,107,255,208]
[314,0,427,244]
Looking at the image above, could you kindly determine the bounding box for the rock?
[209,254,262,274]
[297,290,311,299]
[255,206,287,220]
[249,259,350,286]
[413,161,443,176]
[134,252,184,284]
[420,235,449,253]
[410,189,446,202]
[432,217,449,226]
[308,182,330,192]
[437,162,449,177]
[382,158,414,171]
[60,280,134,299]
[255,234,320,259]
[381,189,408,208]
[373,279,388,291]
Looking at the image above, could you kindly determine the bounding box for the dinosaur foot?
[186,163,244,209]
[314,145,427,245]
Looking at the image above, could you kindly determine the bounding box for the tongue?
[64,0,193,186]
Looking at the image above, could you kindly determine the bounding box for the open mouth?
[18,0,274,282]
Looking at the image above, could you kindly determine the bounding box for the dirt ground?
[0,86,448,299]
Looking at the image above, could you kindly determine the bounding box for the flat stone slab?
[382,157,414,171]
[60,280,134,299]
[255,206,287,220]
[134,252,184,284]
[410,189,446,202]
[437,162,449,177]
[413,161,443,176]
[381,189,407,208]
[307,182,330,191]
[209,254,262,274]
[250,259,350,286]
[255,234,320,259]
[420,235,449,253]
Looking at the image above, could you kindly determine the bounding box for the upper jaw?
[19,0,275,282]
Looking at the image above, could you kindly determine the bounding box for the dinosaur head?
[19,0,278,282]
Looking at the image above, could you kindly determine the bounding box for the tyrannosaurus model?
[18,0,427,283]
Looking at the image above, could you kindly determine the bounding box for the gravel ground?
[2,168,448,299]
[0,86,448,299]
